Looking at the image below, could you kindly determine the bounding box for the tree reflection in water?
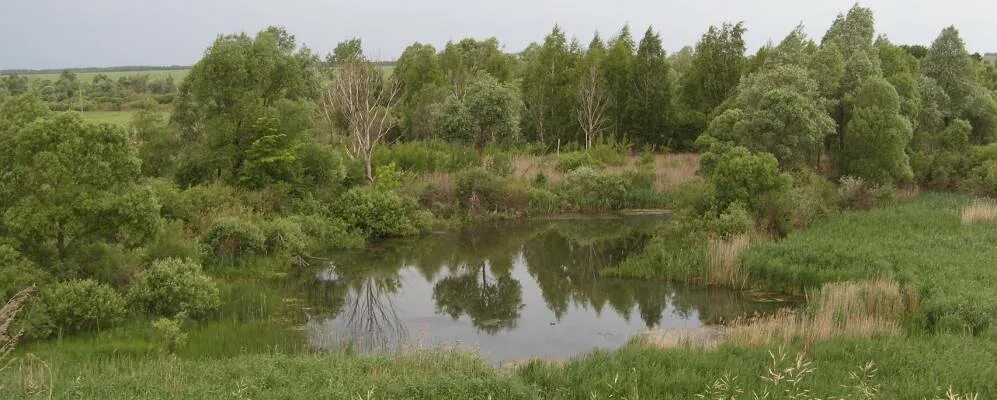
[433,261,523,333]
[341,276,407,352]
[299,216,784,356]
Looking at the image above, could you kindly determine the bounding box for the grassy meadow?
[3,68,190,83]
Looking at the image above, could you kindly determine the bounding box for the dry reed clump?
[960,199,997,224]
[724,279,913,348]
[1,287,35,369]
[706,234,751,288]
[653,153,700,191]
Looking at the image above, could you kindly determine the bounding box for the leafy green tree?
[131,103,180,177]
[520,26,579,145]
[707,146,793,232]
[962,88,997,144]
[679,22,747,114]
[394,42,446,139]
[433,95,474,143]
[1,74,29,96]
[841,77,914,184]
[630,27,674,147]
[602,25,636,136]
[0,113,160,270]
[439,38,515,91]
[0,92,49,134]
[703,65,834,169]
[88,74,126,109]
[329,37,363,65]
[435,73,520,150]
[923,26,975,118]
[172,26,319,187]
[764,25,815,68]
[53,70,81,105]
[820,5,877,59]
[912,118,970,188]
[240,115,302,188]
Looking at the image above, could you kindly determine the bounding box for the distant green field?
[2,68,190,83]
[79,110,167,126]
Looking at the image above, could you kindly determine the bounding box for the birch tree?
[322,57,399,185]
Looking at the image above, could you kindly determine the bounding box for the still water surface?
[291,216,777,363]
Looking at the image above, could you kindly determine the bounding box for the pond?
[284,216,779,364]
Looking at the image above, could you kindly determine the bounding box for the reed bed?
[706,234,751,288]
[1,287,34,370]
[960,199,997,224]
[724,280,911,348]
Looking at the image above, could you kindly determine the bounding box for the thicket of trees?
[0,70,179,112]
[3,5,997,338]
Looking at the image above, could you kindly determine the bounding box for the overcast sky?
[1,0,994,70]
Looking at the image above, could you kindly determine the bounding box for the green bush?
[707,147,793,235]
[297,142,346,189]
[834,176,894,210]
[559,168,658,211]
[336,187,428,239]
[376,140,480,173]
[43,280,127,335]
[455,167,531,214]
[790,169,837,228]
[555,152,600,172]
[143,220,202,262]
[588,143,628,166]
[291,214,365,249]
[0,245,51,300]
[201,217,266,259]
[261,217,310,254]
[963,144,997,196]
[128,258,220,319]
[485,152,515,177]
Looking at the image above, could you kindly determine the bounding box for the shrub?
[291,214,365,249]
[588,142,628,166]
[373,162,403,192]
[377,140,480,173]
[297,142,346,189]
[555,151,600,172]
[261,217,309,254]
[336,187,428,239]
[0,246,51,301]
[152,317,187,355]
[561,167,634,211]
[201,217,266,259]
[835,176,894,210]
[708,147,793,235]
[43,280,127,335]
[485,152,515,177]
[454,167,530,214]
[963,144,997,196]
[128,258,220,319]
[142,220,202,262]
[790,169,837,228]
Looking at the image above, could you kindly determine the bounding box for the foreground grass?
[519,333,997,399]
[2,334,994,399]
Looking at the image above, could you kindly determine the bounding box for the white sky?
[1,0,994,70]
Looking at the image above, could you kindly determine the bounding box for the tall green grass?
[745,193,997,334]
